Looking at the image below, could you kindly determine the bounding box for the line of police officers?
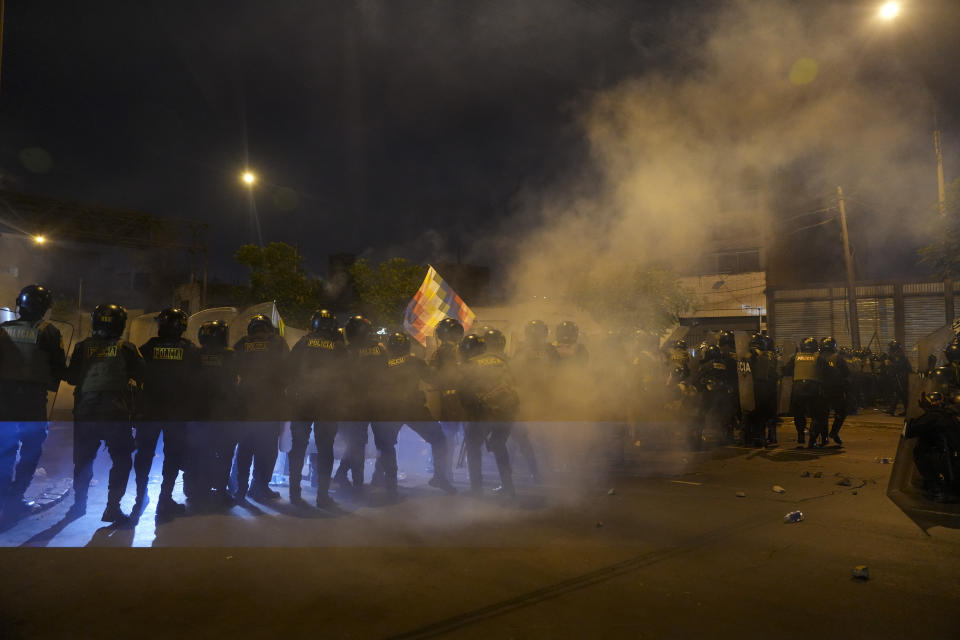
[0,284,598,525]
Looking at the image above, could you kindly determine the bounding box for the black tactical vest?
[0,320,54,385]
[79,338,129,394]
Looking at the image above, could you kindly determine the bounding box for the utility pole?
[837,186,860,349]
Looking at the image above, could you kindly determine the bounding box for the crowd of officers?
[0,284,605,525]
[665,330,915,450]
[3,283,954,525]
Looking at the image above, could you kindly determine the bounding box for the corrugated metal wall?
[772,280,956,364]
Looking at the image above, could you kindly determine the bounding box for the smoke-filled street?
[2,417,958,638]
[2,0,960,637]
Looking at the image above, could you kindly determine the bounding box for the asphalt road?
[2,417,958,639]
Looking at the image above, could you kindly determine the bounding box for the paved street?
[2,416,958,639]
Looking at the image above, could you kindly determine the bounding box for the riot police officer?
[691,345,738,447]
[512,319,558,422]
[905,391,960,502]
[288,309,347,508]
[233,314,289,502]
[133,308,200,517]
[192,320,238,507]
[784,337,827,448]
[667,339,691,382]
[428,317,465,482]
[747,332,779,446]
[65,304,144,522]
[885,340,912,416]
[457,333,517,497]
[0,285,65,520]
[553,320,589,364]
[820,336,850,445]
[373,331,456,496]
[336,315,387,492]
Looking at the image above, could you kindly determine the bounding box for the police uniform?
[233,332,289,499]
[193,342,239,502]
[428,340,463,481]
[375,350,452,493]
[749,343,779,445]
[65,334,144,516]
[288,330,347,503]
[821,350,851,443]
[336,335,388,490]
[786,351,827,446]
[134,335,201,507]
[0,319,65,513]
[457,350,517,495]
[885,349,912,416]
[511,340,559,478]
[692,353,738,445]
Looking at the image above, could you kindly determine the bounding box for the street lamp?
[32,235,46,245]
[878,1,900,21]
[241,170,257,186]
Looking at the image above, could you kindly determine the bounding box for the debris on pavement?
[596,521,604,528]
[736,491,746,497]
[800,471,810,478]
[813,472,823,478]
[607,488,616,496]
[783,510,804,524]
[837,477,853,487]
[772,485,786,494]
[852,490,858,495]
[852,565,870,580]
[875,457,893,464]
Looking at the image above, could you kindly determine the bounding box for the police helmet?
[525,319,548,342]
[556,320,579,345]
[945,341,960,364]
[15,285,52,321]
[435,317,464,345]
[310,309,337,336]
[821,336,838,353]
[344,315,372,345]
[800,337,819,353]
[920,391,945,410]
[459,333,485,359]
[247,314,275,336]
[156,308,188,338]
[387,332,411,357]
[718,330,735,349]
[484,328,506,354]
[703,345,722,362]
[675,339,687,350]
[92,304,128,338]
[749,332,764,350]
[888,340,902,354]
[198,320,229,348]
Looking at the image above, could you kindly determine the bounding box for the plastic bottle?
[783,510,804,524]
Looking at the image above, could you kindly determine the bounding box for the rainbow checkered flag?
[403,266,476,345]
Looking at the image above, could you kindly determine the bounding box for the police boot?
[101,502,130,524]
[156,494,187,517]
[428,476,457,495]
[767,423,778,446]
[492,479,515,498]
[2,498,33,522]
[796,430,805,445]
[289,484,306,506]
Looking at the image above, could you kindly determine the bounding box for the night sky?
[1,1,958,281]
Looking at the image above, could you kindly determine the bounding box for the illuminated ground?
[2,416,958,638]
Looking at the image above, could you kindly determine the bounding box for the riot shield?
[887,424,960,531]
[777,340,797,415]
[734,331,755,412]
[128,312,159,348]
[186,307,238,346]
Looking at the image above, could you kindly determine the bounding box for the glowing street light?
[241,170,257,186]
[878,1,900,21]
[32,235,47,245]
